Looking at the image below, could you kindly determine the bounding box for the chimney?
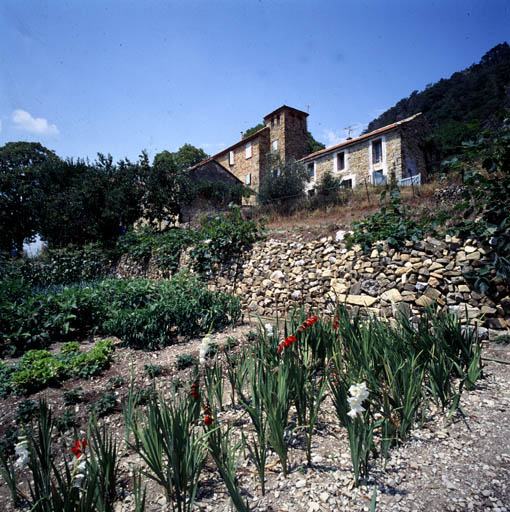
[240,131,244,139]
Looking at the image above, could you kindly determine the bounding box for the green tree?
[243,123,265,139]
[0,142,59,254]
[258,155,308,205]
[36,155,144,248]
[155,144,208,172]
[144,151,192,228]
[306,132,326,154]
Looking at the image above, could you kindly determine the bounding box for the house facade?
[190,105,309,201]
[299,113,426,191]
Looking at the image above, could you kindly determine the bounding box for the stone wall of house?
[400,119,428,180]
[265,108,308,163]
[312,129,403,187]
[216,130,269,201]
[203,236,509,338]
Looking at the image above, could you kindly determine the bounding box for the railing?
[399,173,421,187]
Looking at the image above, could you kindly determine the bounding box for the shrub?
[345,189,433,252]
[190,206,265,274]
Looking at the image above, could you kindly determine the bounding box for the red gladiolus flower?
[297,327,304,334]
[277,343,284,354]
[285,335,297,344]
[204,415,213,425]
[190,381,199,400]
[71,440,87,459]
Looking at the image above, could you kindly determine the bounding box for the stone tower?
[263,105,309,162]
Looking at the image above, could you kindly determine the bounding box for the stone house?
[190,105,309,201]
[299,113,426,191]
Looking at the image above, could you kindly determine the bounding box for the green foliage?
[55,409,77,433]
[36,154,144,248]
[306,131,326,155]
[15,399,40,424]
[144,364,164,377]
[258,155,308,205]
[242,123,265,139]
[190,206,265,274]
[3,341,114,396]
[176,354,197,370]
[443,119,510,292]
[192,179,250,207]
[130,392,207,512]
[69,339,115,378]
[2,244,112,288]
[89,392,118,417]
[11,350,67,393]
[1,275,240,354]
[62,386,84,406]
[117,227,200,275]
[345,189,432,252]
[0,142,58,253]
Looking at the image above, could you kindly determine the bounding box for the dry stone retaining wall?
[113,235,510,339]
[206,235,509,338]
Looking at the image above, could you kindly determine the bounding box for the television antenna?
[344,125,356,139]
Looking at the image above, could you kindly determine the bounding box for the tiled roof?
[188,126,269,170]
[263,105,309,120]
[300,113,422,162]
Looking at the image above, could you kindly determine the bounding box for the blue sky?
[1,0,509,163]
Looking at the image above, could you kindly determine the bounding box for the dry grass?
[250,180,444,234]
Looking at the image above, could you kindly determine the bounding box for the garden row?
[0,306,483,511]
[0,273,241,356]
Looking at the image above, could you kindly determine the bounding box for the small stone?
[296,479,307,488]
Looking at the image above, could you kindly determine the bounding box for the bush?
[190,206,264,274]
[443,119,510,292]
[258,155,308,206]
[345,189,433,253]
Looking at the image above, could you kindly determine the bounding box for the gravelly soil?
[0,324,509,512]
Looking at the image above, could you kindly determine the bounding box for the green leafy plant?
[176,354,197,371]
[62,386,84,406]
[345,189,432,253]
[88,392,118,418]
[144,364,164,377]
[15,399,40,424]
[130,392,207,512]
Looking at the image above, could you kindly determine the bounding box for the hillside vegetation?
[366,43,510,161]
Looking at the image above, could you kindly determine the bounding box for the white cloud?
[11,109,59,135]
[323,129,343,147]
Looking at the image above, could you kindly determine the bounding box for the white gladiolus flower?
[264,323,273,336]
[14,436,29,470]
[347,382,369,418]
[199,336,211,365]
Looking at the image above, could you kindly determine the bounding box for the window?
[337,152,345,171]
[246,173,251,185]
[341,178,353,189]
[277,115,280,126]
[307,162,316,182]
[272,140,278,152]
[372,139,383,164]
[229,151,234,165]
[271,118,275,128]
[373,170,386,185]
[245,141,252,159]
